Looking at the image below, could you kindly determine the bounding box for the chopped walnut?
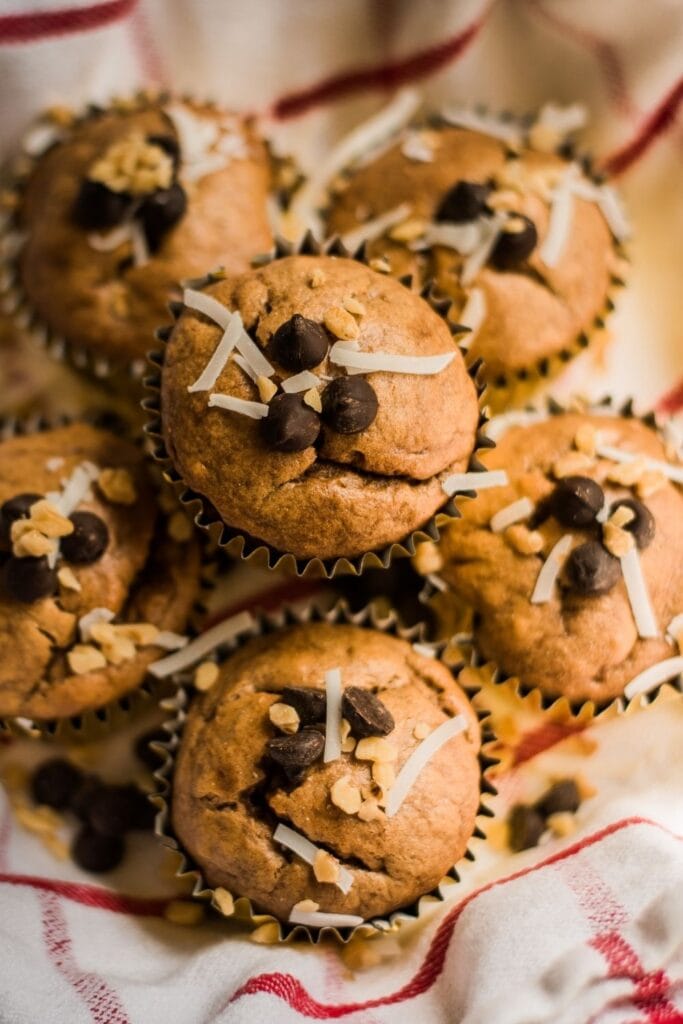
[89,132,174,196]
[547,812,577,838]
[330,776,362,815]
[413,722,431,740]
[343,297,366,317]
[358,798,384,822]
[371,761,396,792]
[303,387,322,413]
[552,452,594,478]
[292,899,319,914]
[636,470,666,499]
[97,467,137,505]
[574,423,597,458]
[212,887,235,916]
[67,644,107,675]
[340,718,356,753]
[609,505,635,529]
[369,257,391,274]
[257,376,278,403]
[355,737,397,763]
[309,268,326,288]
[528,122,562,153]
[268,702,300,734]
[11,526,56,559]
[324,306,359,340]
[602,520,634,557]
[89,622,136,665]
[389,218,426,242]
[504,524,545,555]
[606,458,647,487]
[27,499,74,539]
[412,540,444,574]
[313,849,341,885]
[115,622,159,646]
[57,566,81,592]
[194,661,219,692]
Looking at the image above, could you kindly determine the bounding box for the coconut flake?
[148,611,254,678]
[187,315,244,393]
[288,908,364,929]
[536,102,587,136]
[183,288,231,329]
[129,220,149,267]
[232,352,259,383]
[410,221,482,255]
[666,614,683,646]
[442,469,509,497]
[426,573,448,593]
[531,534,573,604]
[45,457,65,473]
[79,607,115,642]
[490,497,534,533]
[339,203,412,253]
[22,122,64,157]
[273,824,353,894]
[441,107,523,146]
[234,329,275,380]
[164,102,241,182]
[329,343,454,376]
[620,547,659,638]
[208,393,269,419]
[595,443,683,485]
[401,131,434,163]
[281,371,320,393]
[593,185,631,242]
[623,656,683,700]
[323,668,343,763]
[54,462,99,517]
[458,288,486,348]
[484,411,546,443]
[88,224,133,252]
[461,212,507,285]
[386,714,468,818]
[165,103,218,162]
[154,631,189,651]
[412,642,438,657]
[540,170,575,267]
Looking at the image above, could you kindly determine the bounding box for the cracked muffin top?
[322,109,626,386]
[14,98,273,368]
[435,410,683,705]
[0,423,201,722]
[159,253,480,562]
[171,621,481,924]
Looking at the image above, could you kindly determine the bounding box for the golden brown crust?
[161,254,479,560]
[172,622,481,921]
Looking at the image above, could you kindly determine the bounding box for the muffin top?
[171,621,481,923]
[160,253,480,561]
[16,99,273,365]
[323,113,624,380]
[0,423,201,720]
[437,411,683,704]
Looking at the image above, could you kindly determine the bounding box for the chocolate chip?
[139,182,187,251]
[490,214,538,269]
[134,727,168,769]
[73,179,131,230]
[61,511,109,564]
[72,827,125,873]
[69,775,105,822]
[86,784,153,837]
[0,492,43,545]
[342,687,394,738]
[610,498,655,549]
[267,728,324,771]
[322,377,378,435]
[281,687,326,725]
[550,476,604,527]
[535,779,581,818]
[261,393,320,452]
[566,540,621,596]
[30,758,83,809]
[435,180,491,223]
[508,804,545,852]
[268,315,330,371]
[147,133,181,168]
[3,555,57,603]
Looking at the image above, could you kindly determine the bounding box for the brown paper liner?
[150,597,499,944]
[0,413,217,742]
[142,234,493,579]
[416,395,683,718]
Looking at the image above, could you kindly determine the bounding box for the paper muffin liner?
[142,233,493,579]
[150,596,499,944]
[0,89,292,389]
[0,412,218,743]
[416,394,683,717]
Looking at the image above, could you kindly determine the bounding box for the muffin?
[434,407,683,705]
[0,422,202,725]
[321,104,628,400]
[170,620,482,925]
[153,251,482,569]
[3,95,274,373]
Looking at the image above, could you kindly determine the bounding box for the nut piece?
[309,267,326,288]
[57,566,81,592]
[389,217,426,242]
[89,622,136,664]
[67,644,107,675]
[324,306,359,340]
[343,297,366,317]
[268,702,300,735]
[212,887,235,916]
[369,257,391,274]
[413,722,431,740]
[12,526,56,558]
[292,899,319,914]
[257,375,278,403]
[116,622,159,645]
[602,520,634,557]
[340,718,356,753]
[552,452,594,479]
[194,661,219,692]
[636,470,666,499]
[610,505,636,529]
[303,387,322,413]
[90,132,174,195]
[574,423,597,457]
[606,457,647,487]
[412,540,443,575]
[504,524,545,555]
[163,900,205,926]
[98,467,137,505]
[372,762,396,792]
[28,499,74,538]
[330,776,362,815]
[313,849,341,885]
[358,798,384,822]
[546,812,577,838]
[354,737,397,764]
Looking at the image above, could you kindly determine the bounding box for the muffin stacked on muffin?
[431,408,683,705]
[154,251,482,566]
[5,95,274,373]
[170,620,482,924]
[0,422,201,724]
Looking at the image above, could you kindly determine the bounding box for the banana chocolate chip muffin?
[7,96,273,371]
[157,252,481,565]
[171,621,481,925]
[0,422,201,724]
[435,408,683,705]
[321,103,628,397]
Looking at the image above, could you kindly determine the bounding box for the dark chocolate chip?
[86,784,152,837]
[261,393,320,453]
[341,686,394,738]
[134,727,168,769]
[30,758,83,810]
[268,315,330,372]
[610,497,655,550]
[267,728,324,771]
[69,775,106,822]
[321,377,378,435]
[0,492,43,545]
[72,827,125,873]
[3,556,57,603]
[550,476,605,527]
[147,133,181,168]
[73,179,131,230]
[61,511,109,565]
[566,540,621,596]
[508,804,545,852]
[280,686,326,725]
[490,214,538,269]
[435,180,491,223]
[535,779,581,818]
[139,182,188,251]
